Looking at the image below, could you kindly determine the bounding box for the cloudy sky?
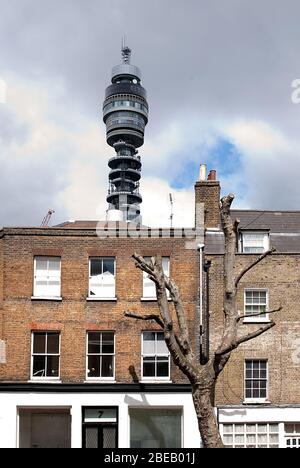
[0,0,300,227]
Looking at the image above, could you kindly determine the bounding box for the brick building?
[0,215,204,448]
[199,176,300,449]
[0,45,299,448]
[0,173,300,448]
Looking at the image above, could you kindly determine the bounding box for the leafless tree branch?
[216,321,276,356]
[235,247,276,287]
[124,312,164,328]
[237,306,282,322]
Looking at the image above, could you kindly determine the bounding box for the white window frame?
[88,257,116,300]
[221,423,280,448]
[244,359,269,403]
[141,257,170,301]
[129,407,183,448]
[285,423,300,448]
[243,289,269,323]
[86,331,115,381]
[141,331,171,382]
[239,231,270,254]
[33,256,61,299]
[30,332,61,381]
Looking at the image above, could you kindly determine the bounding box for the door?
[83,425,117,449]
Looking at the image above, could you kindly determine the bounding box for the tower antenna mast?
[169,193,174,228]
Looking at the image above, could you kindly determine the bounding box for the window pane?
[269,424,279,433]
[33,355,46,377]
[143,357,155,377]
[223,435,233,444]
[48,258,60,275]
[88,355,100,378]
[102,333,114,354]
[157,358,169,377]
[85,427,98,449]
[103,259,115,276]
[156,333,168,354]
[223,425,233,434]
[90,259,102,277]
[101,355,114,377]
[103,427,117,449]
[35,259,48,275]
[143,332,156,354]
[162,257,170,276]
[33,333,46,354]
[246,424,256,433]
[130,409,182,448]
[46,356,59,377]
[47,333,60,354]
[88,333,101,354]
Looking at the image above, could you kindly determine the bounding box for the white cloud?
[142,177,194,227]
[226,120,288,155]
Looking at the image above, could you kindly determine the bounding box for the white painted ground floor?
[0,386,200,449]
[219,406,300,448]
[0,385,299,448]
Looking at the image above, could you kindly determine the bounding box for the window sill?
[141,298,172,302]
[243,399,271,405]
[28,379,62,383]
[140,380,172,384]
[84,380,116,384]
[31,296,62,301]
[238,252,268,255]
[243,318,270,324]
[86,297,117,302]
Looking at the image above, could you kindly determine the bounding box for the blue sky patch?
[170,137,243,190]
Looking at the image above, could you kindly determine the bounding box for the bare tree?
[125,194,282,448]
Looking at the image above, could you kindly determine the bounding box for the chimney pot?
[207,170,217,181]
[199,164,207,182]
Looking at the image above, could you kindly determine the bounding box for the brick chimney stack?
[195,166,221,230]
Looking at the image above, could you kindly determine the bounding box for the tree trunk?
[192,385,224,448]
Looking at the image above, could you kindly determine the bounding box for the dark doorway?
[82,407,118,449]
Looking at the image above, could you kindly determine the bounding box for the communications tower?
[103,43,149,222]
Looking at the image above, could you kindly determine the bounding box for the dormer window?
[239,231,269,254]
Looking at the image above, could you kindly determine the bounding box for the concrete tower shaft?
[103,45,149,222]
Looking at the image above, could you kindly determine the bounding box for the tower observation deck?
[103,44,149,222]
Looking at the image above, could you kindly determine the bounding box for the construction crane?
[41,209,55,227]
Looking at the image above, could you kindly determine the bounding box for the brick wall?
[195,181,220,229]
[0,231,198,384]
[208,253,300,405]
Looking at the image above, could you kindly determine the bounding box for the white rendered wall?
[0,392,200,449]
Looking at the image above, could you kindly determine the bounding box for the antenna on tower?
[169,193,174,228]
[41,209,55,227]
[121,35,131,64]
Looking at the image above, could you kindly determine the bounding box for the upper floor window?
[31,332,60,380]
[34,257,61,298]
[142,257,170,299]
[89,258,116,299]
[245,359,268,402]
[86,332,115,380]
[244,290,268,322]
[239,232,269,254]
[142,331,170,380]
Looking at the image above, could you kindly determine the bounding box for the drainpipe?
[201,259,211,365]
[197,244,204,363]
